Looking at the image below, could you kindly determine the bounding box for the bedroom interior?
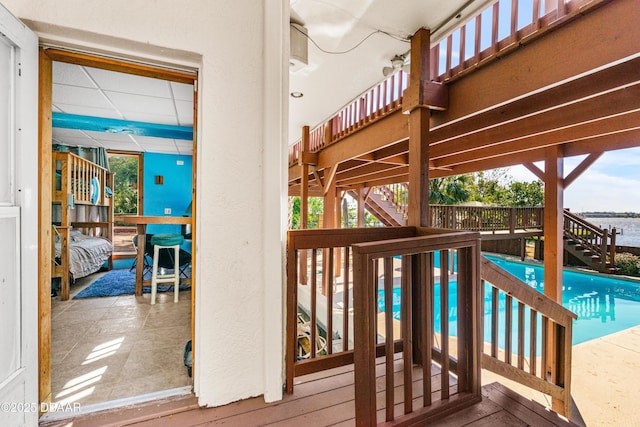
[48,55,196,407]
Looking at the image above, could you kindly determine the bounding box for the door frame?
[38,48,198,410]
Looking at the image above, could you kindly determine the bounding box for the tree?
[429,175,472,204]
[505,180,544,206]
[470,169,510,205]
[109,155,139,214]
[289,196,324,229]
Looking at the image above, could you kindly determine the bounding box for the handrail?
[563,208,616,269]
[287,226,484,425]
[432,0,605,82]
[352,229,483,425]
[288,71,409,167]
[431,205,544,232]
[288,0,607,168]
[286,226,417,393]
[480,256,577,418]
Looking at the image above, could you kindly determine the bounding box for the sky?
[505,147,640,213]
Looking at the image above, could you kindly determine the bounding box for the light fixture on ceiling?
[290,91,304,98]
[382,54,410,77]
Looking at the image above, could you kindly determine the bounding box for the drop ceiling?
[52,61,194,155]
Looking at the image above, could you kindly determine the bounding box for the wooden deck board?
[42,361,579,427]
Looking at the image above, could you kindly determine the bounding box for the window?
[109,152,142,254]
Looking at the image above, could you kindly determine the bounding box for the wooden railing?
[288,0,605,167]
[372,183,409,219]
[564,208,616,269]
[431,205,544,232]
[432,0,604,82]
[352,228,482,425]
[288,71,409,167]
[480,256,577,417]
[287,226,484,425]
[287,227,578,423]
[286,227,416,392]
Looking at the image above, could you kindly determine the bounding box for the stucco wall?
[1,0,287,407]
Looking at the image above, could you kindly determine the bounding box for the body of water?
[585,217,640,247]
[378,253,640,351]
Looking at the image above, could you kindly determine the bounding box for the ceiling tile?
[53,84,115,110]
[171,81,194,101]
[86,66,173,98]
[52,62,96,88]
[175,100,194,126]
[105,91,176,118]
[175,140,194,155]
[52,104,123,119]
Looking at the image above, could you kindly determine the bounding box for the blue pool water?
[378,253,640,347]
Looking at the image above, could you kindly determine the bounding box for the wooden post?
[543,145,564,413]
[357,187,368,227]
[403,28,434,372]
[543,146,564,302]
[404,28,432,228]
[299,126,310,284]
[601,229,609,271]
[610,228,617,267]
[322,175,337,295]
[353,247,376,425]
[335,192,343,278]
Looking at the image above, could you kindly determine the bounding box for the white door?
[0,5,39,427]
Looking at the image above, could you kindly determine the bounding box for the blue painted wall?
[143,152,192,235]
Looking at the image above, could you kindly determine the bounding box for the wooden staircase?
[357,185,619,274]
[348,185,407,227]
[563,209,618,273]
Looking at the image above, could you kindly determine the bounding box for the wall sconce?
[155,175,164,185]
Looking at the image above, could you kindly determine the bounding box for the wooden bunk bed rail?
[52,151,114,300]
[53,151,112,207]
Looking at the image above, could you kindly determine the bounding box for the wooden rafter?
[523,162,545,181]
[563,152,603,188]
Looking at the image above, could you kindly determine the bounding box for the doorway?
[41,49,198,409]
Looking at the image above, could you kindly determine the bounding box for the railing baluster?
[491,285,499,358]
[530,309,538,375]
[422,251,433,407]
[518,301,525,370]
[311,249,317,358]
[440,250,450,399]
[505,294,513,365]
[401,255,413,414]
[541,316,548,379]
[327,247,334,354]
[343,246,350,352]
[384,256,394,421]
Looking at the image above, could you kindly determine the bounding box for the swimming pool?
[378,252,640,346]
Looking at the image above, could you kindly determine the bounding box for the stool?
[150,234,184,304]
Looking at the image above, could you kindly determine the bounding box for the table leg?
[135,224,147,296]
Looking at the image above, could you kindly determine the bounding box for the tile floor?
[50,271,193,407]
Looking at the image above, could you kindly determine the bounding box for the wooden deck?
[44,358,580,427]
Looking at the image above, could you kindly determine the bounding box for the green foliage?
[505,180,544,207]
[289,196,324,229]
[431,169,544,207]
[614,252,640,276]
[109,155,139,214]
[429,175,471,204]
[470,169,510,205]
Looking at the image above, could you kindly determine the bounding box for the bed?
[52,151,114,300]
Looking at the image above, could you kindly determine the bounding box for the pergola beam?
[563,152,603,188]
